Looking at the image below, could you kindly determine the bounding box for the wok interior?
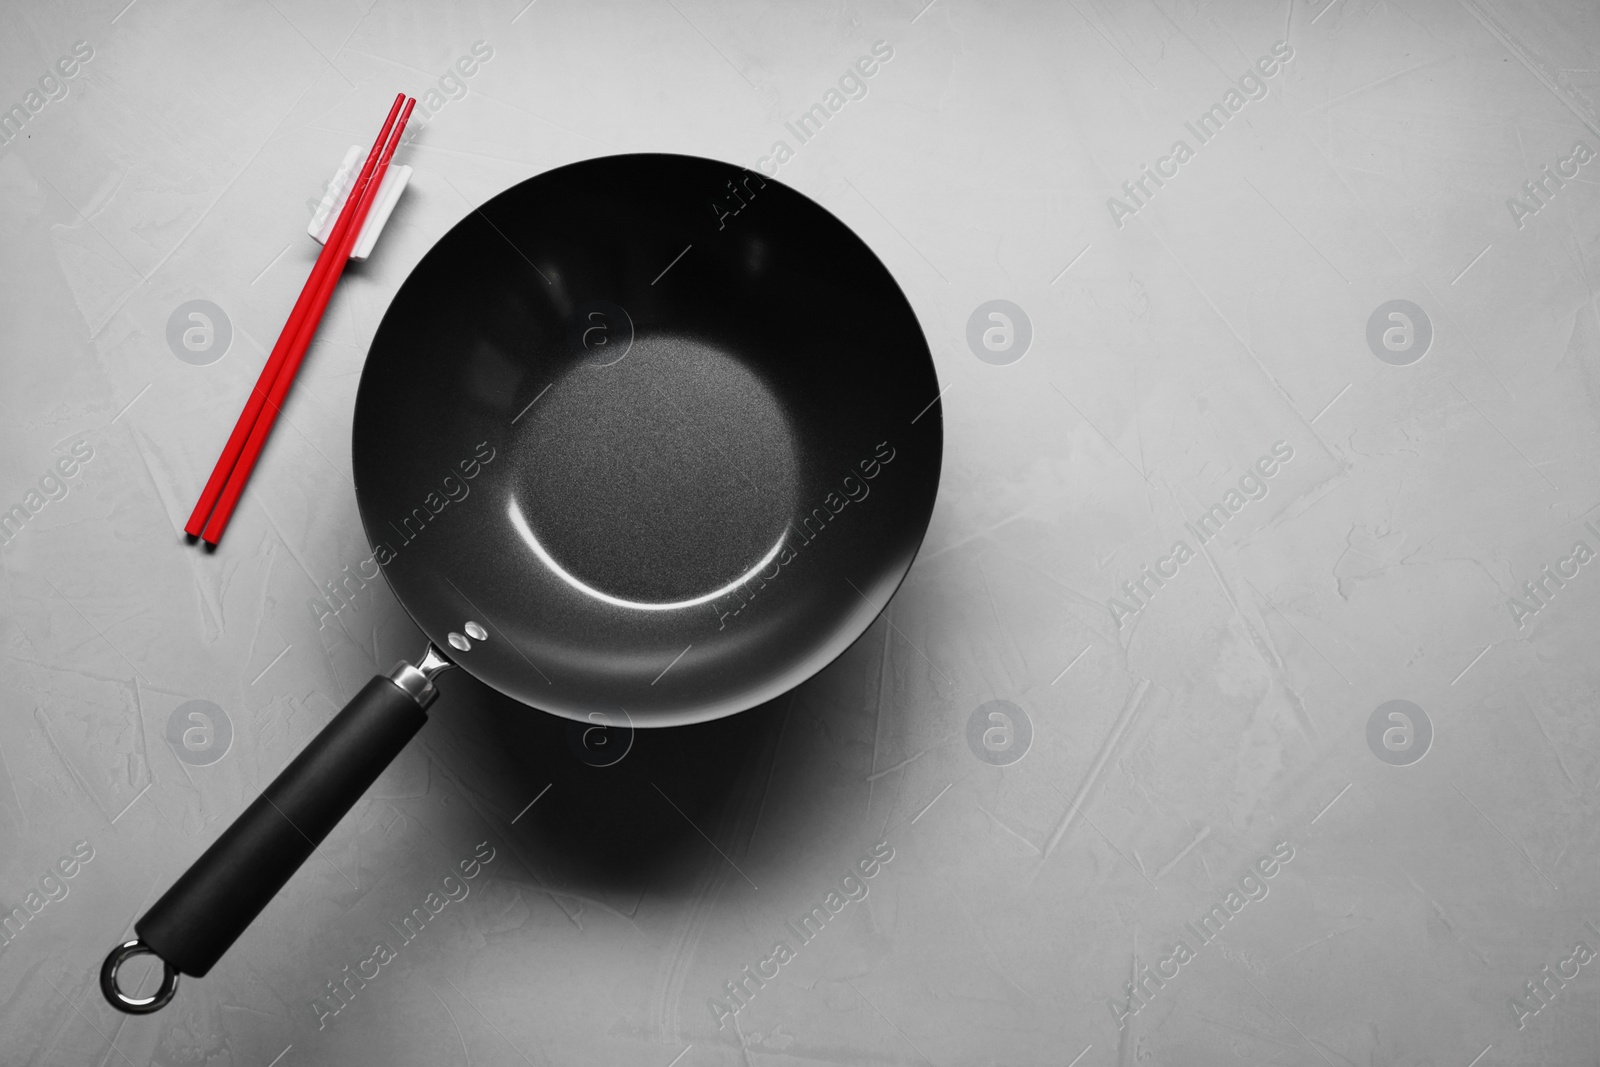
[353,154,942,726]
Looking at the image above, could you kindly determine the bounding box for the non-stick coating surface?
[353,153,942,726]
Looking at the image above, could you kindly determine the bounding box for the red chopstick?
[184,93,406,540]
[201,96,417,545]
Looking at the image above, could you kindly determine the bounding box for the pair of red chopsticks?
[185,93,417,546]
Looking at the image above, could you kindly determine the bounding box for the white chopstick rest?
[307,144,413,261]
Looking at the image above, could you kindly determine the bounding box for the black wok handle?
[101,648,453,1013]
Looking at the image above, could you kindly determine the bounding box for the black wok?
[101,153,942,1012]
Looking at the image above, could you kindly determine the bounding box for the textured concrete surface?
[3,0,1600,1064]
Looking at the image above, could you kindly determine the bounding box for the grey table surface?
[4,0,1600,1064]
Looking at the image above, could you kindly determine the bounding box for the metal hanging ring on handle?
[100,939,180,1014]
